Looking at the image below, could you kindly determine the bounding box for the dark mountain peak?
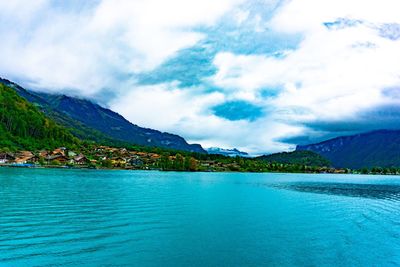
[297,129,400,168]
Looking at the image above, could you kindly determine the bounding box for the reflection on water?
[271,182,400,200]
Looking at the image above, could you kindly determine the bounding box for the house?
[13,151,39,164]
[119,148,128,155]
[17,151,33,158]
[95,146,109,152]
[51,147,67,156]
[105,147,118,153]
[46,155,69,164]
[0,153,15,164]
[14,157,31,164]
[129,158,144,166]
[73,154,89,165]
[39,150,49,157]
[26,155,41,164]
[150,153,161,160]
[136,152,148,157]
[111,157,127,166]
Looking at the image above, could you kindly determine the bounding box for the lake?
[1,168,399,266]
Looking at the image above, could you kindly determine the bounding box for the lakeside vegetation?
[4,144,400,175]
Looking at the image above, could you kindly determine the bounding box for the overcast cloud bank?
[1,0,400,154]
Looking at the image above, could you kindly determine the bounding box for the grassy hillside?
[0,83,79,151]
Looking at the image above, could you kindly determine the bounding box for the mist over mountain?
[206,147,249,157]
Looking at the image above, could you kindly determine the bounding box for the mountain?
[257,150,331,167]
[0,78,206,153]
[296,130,400,169]
[206,147,249,157]
[0,79,117,145]
[0,83,78,151]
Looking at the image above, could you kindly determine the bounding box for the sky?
[1,0,400,154]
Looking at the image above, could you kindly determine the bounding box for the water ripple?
[1,169,400,266]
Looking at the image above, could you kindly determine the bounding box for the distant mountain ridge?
[0,78,205,153]
[297,130,400,168]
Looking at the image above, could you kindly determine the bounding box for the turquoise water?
[1,169,400,266]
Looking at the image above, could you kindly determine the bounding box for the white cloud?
[269,0,400,33]
[89,0,245,71]
[0,0,243,95]
[210,0,400,151]
[109,82,225,130]
[110,82,296,154]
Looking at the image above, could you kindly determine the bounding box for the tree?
[188,157,198,171]
[38,157,45,165]
[159,153,172,170]
[102,159,113,168]
[51,159,61,166]
[174,153,184,171]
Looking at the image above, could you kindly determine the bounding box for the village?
[0,145,221,171]
[0,145,249,172]
[0,145,353,174]
[0,146,164,169]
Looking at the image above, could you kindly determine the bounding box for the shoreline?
[0,146,348,174]
[1,164,394,175]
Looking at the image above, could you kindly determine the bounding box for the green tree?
[102,159,113,168]
[188,157,198,171]
[51,160,61,166]
[174,153,184,171]
[159,153,172,170]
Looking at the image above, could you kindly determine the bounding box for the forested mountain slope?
[257,150,331,167]
[0,83,78,151]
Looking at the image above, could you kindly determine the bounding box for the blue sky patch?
[137,45,217,87]
[212,100,264,121]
